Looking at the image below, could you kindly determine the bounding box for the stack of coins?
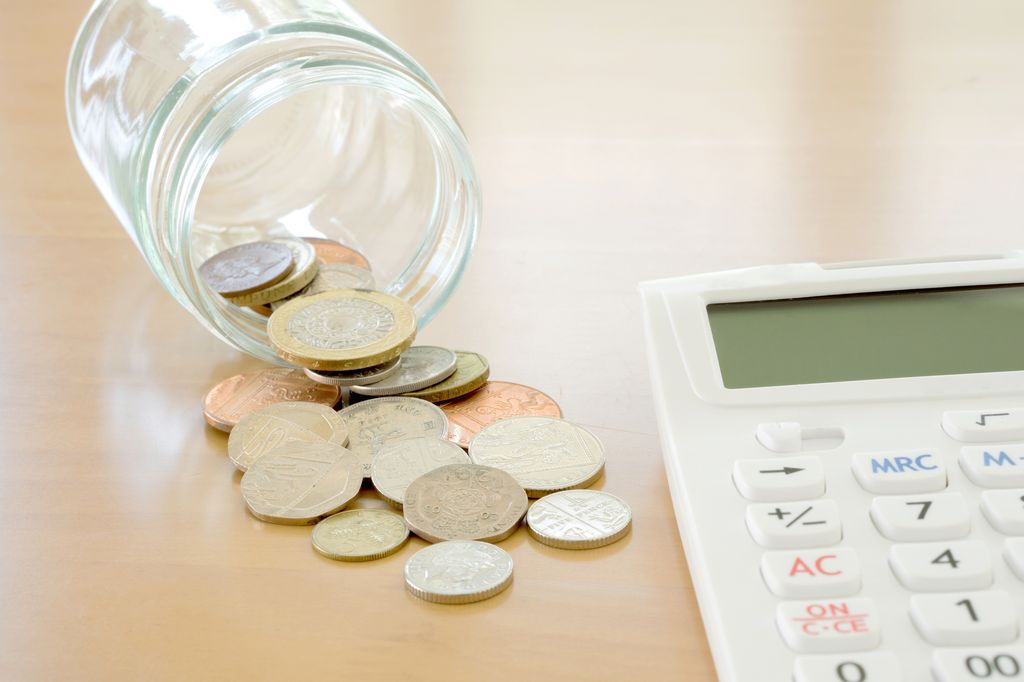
[200,239,633,604]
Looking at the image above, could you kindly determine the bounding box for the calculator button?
[982,490,1024,535]
[733,456,824,502]
[960,445,1024,488]
[889,541,992,592]
[756,422,802,453]
[943,409,1024,443]
[746,500,842,549]
[1004,539,1024,580]
[853,451,946,494]
[793,652,902,682]
[910,591,1018,646]
[761,548,860,598]
[776,598,881,653]
[933,646,1024,681]
[870,493,971,542]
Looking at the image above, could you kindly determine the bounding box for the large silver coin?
[351,346,458,397]
[337,397,449,477]
[404,540,514,604]
[303,357,402,387]
[526,490,632,549]
[468,416,606,498]
[370,436,471,507]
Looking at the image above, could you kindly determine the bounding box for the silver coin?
[404,540,514,604]
[270,263,377,310]
[303,357,402,387]
[526,490,632,549]
[337,397,449,477]
[350,346,458,397]
[370,436,471,507]
[468,416,606,497]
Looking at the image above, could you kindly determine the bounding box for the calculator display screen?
[707,285,1024,388]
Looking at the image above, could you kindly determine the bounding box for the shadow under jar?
[67,0,480,363]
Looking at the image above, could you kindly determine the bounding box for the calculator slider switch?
[960,445,1024,488]
[943,409,1024,443]
[746,500,842,548]
[793,652,902,682]
[757,422,803,453]
[733,456,824,502]
[761,548,861,598]
[852,451,946,494]
[776,598,881,654]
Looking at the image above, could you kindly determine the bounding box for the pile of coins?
[200,239,632,604]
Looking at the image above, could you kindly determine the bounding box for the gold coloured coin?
[404,541,513,605]
[370,436,471,507]
[312,509,409,562]
[337,397,448,477]
[227,401,349,472]
[400,351,489,403]
[199,240,294,296]
[228,238,318,306]
[202,368,340,432]
[240,441,362,525]
[403,463,528,543]
[525,490,632,549]
[268,289,417,371]
[468,416,605,498]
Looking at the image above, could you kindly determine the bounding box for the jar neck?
[136,25,479,362]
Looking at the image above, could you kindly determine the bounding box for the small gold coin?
[404,541,513,605]
[338,397,449,477]
[312,509,409,562]
[468,416,605,498]
[525,490,632,550]
[370,436,471,507]
[400,351,489,403]
[203,368,340,432]
[240,441,362,525]
[403,463,528,543]
[199,240,294,296]
[228,238,318,306]
[227,401,349,472]
[268,289,417,371]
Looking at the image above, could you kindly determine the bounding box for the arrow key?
[734,456,825,502]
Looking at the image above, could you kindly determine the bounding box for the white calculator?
[640,254,1024,682]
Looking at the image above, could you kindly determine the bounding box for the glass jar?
[66,0,480,364]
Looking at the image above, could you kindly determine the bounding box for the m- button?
[943,409,1024,443]
[733,456,824,502]
[852,451,946,494]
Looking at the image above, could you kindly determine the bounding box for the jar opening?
[153,49,480,362]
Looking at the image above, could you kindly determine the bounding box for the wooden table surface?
[3,1,1024,680]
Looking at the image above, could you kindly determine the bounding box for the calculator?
[639,254,1024,682]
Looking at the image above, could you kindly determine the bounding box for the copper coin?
[198,241,295,296]
[304,237,371,270]
[202,368,340,432]
[442,381,562,449]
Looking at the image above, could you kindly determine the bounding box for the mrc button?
[852,451,947,494]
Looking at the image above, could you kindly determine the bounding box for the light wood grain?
[2,1,1024,680]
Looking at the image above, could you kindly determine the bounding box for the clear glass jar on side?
[67,0,481,363]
